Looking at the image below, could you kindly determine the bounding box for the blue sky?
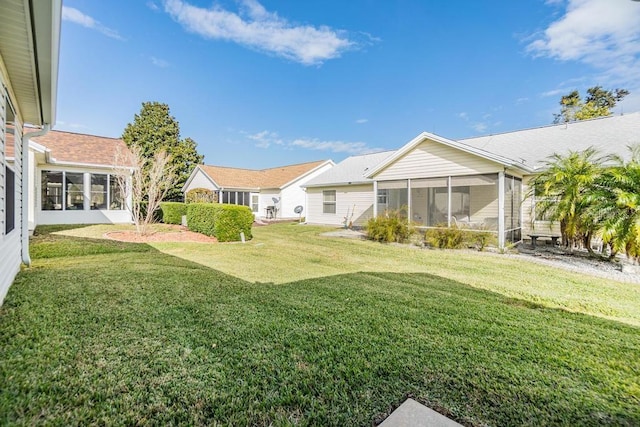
[56,0,640,169]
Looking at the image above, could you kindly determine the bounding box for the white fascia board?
[302,180,372,189]
[365,132,533,178]
[280,160,336,190]
[31,0,62,125]
[28,140,48,154]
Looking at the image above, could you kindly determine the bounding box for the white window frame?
[323,190,336,214]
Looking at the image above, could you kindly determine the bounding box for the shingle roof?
[27,129,132,167]
[304,151,395,187]
[459,112,640,170]
[200,160,330,190]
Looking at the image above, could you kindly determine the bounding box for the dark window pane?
[91,174,107,210]
[109,175,125,210]
[5,166,15,233]
[66,173,84,210]
[41,171,63,210]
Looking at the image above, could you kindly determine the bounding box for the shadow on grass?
[3,229,638,426]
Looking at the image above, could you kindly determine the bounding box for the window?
[42,171,63,210]
[323,190,336,214]
[91,174,107,210]
[377,189,388,205]
[65,173,84,210]
[5,166,14,234]
[251,194,259,213]
[110,175,125,210]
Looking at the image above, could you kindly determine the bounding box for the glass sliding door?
[504,175,522,243]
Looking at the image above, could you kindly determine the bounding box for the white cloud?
[150,56,170,68]
[290,138,379,154]
[471,122,488,133]
[247,130,284,148]
[528,0,640,85]
[355,118,368,124]
[163,0,355,65]
[458,112,468,119]
[62,6,124,41]
[515,97,529,105]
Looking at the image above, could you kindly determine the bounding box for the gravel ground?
[511,246,640,284]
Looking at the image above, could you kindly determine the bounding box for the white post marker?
[240,232,246,243]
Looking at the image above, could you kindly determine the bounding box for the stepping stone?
[379,399,462,427]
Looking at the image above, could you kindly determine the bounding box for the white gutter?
[21,125,51,266]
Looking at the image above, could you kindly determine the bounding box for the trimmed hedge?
[187,203,253,242]
[186,188,217,204]
[160,202,188,225]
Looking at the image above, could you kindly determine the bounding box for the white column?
[447,176,452,227]
[373,180,378,217]
[498,171,505,249]
[407,179,412,224]
[83,172,91,211]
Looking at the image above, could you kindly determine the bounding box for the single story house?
[9,130,134,229]
[183,160,334,219]
[304,113,640,248]
[1,0,61,304]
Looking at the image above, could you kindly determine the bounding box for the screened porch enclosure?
[374,173,522,245]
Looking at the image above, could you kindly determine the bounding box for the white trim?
[181,165,221,192]
[498,171,505,248]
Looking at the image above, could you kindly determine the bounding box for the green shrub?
[213,205,254,242]
[160,202,188,225]
[424,225,496,250]
[186,188,217,204]
[187,203,253,242]
[366,211,413,243]
[187,203,218,237]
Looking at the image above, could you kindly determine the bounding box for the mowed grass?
[0,224,638,425]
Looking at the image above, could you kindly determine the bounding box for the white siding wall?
[0,69,23,305]
[36,166,133,225]
[183,168,218,193]
[259,191,280,217]
[375,140,500,180]
[521,175,561,237]
[306,184,374,226]
[280,162,334,219]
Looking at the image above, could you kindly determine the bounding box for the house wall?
[521,175,560,237]
[374,140,501,180]
[183,168,218,194]
[259,190,280,217]
[0,64,23,304]
[279,162,334,219]
[36,165,132,226]
[306,184,374,226]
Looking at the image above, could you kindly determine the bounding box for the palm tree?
[529,147,607,250]
[586,145,640,262]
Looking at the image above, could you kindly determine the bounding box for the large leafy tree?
[529,147,607,250]
[554,86,629,124]
[586,145,640,261]
[122,102,204,201]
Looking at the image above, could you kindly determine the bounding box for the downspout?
[21,124,51,267]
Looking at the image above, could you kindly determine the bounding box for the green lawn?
[1,223,639,425]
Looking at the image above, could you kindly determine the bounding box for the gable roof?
[365,132,534,178]
[194,160,333,190]
[27,129,133,167]
[459,112,640,170]
[304,151,395,187]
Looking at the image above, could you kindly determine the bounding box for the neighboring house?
[183,160,334,219]
[305,113,640,248]
[9,130,134,229]
[0,1,61,304]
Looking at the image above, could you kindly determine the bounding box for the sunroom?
[366,132,531,248]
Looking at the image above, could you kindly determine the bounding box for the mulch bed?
[104,225,218,243]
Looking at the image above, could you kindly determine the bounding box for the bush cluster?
[186,203,253,242]
[366,211,412,243]
[424,225,495,250]
[186,188,217,204]
[160,202,188,225]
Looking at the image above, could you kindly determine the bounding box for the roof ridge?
[26,126,124,141]
[458,112,640,141]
